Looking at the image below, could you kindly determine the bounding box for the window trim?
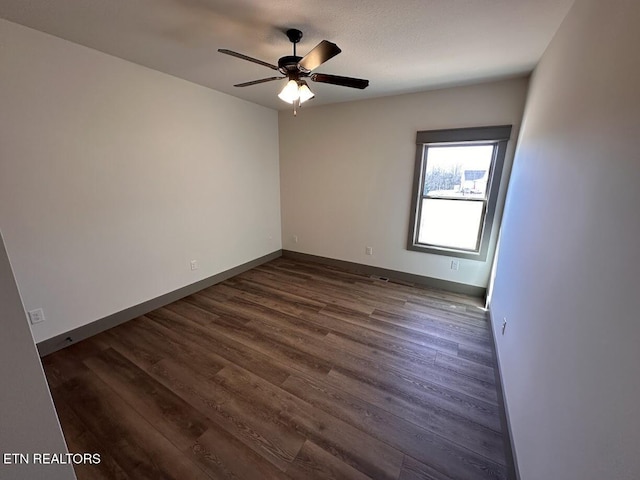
[407,125,512,261]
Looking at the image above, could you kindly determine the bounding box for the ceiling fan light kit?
[278,80,315,104]
[219,28,369,115]
[278,79,302,103]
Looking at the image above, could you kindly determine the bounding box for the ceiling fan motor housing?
[278,55,305,77]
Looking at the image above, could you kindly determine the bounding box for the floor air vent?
[370,275,389,282]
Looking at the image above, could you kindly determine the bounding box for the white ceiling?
[0,0,574,110]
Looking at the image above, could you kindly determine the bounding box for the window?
[407,125,512,261]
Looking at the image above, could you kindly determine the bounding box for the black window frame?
[407,125,512,261]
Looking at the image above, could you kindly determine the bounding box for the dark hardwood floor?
[43,257,508,480]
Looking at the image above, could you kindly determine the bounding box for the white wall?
[0,231,76,480]
[490,1,640,479]
[279,78,528,288]
[0,19,281,344]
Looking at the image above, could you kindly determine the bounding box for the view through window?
[419,144,494,250]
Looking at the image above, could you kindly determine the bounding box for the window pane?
[418,198,484,250]
[423,145,494,199]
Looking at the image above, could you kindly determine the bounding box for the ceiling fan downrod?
[285,28,303,57]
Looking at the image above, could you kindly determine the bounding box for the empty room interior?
[1,1,639,479]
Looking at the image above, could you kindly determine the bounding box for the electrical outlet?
[450,260,460,271]
[292,235,299,244]
[502,318,507,335]
[190,260,198,271]
[365,246,373,255]
[28,308,46,325]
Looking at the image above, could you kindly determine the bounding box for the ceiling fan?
[218,29,369,114]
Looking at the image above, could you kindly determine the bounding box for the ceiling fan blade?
[298,41,342,71]
[234,77,283,87]
[218,49,279,71]
[310,73,369,89]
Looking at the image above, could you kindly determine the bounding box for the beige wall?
[0,19,281,343]
[279,78,528,288]
[490,0,640,478]
[0,231,76,480]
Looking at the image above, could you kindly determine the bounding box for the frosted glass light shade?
[298,82,314,103]
[278,80,299,104]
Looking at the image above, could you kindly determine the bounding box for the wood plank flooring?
[42,257,508,480]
